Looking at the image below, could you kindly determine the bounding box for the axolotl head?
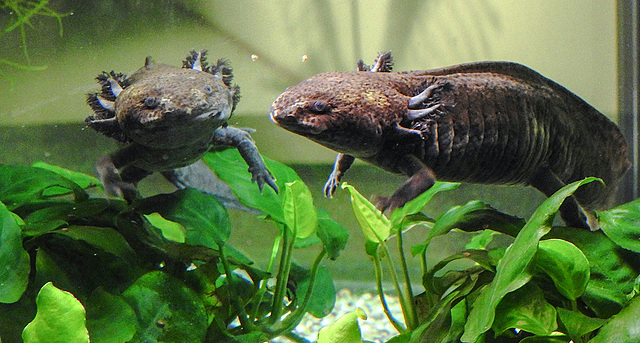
[270,71,408,158]
[87,51,238,150]
[115,61,234,148]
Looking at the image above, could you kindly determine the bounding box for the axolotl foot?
[96,155,141,203]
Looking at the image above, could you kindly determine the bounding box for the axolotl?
[86,50,277,202]
[270,53,629,229]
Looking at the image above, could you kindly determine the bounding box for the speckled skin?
[86,50,276,201]
[271,56,629,228]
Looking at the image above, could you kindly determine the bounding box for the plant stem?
[373,252,406,333]
[277,250,326,335]
[219,245,258,332]
[396,228,418,330]
[270,224,295,324]
[249,233,282,320]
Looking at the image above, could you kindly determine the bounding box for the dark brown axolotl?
[270,53,629,229]
[86,50,277,202]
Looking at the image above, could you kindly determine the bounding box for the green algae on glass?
[0,0,65,86]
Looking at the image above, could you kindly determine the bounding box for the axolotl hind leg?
[375,155,437,213]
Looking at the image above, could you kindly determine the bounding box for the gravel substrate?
[272,289,404,343]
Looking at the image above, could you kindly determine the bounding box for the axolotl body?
[270,53,629,229]
[86,50,277,201]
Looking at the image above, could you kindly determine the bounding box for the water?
[0,1,626,342]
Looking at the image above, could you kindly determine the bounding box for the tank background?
[0,0,617,287]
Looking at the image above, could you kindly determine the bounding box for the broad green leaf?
[556,308,606,341]
[461,178,597,343]
[57,225,136,258]
[431,200,525,240]
[342,182,390,243]
[466,229,499,250]
[203,148,301,223]
[589,295,640,343]
[546,227,636,317]
[289,263,336,318]
[583,279,627,318]
[423,250,495,295]
[0,201,29,303]
[317,308,366,343]
[22,282,90,343]
[389,181,460,227]
[137,188,230,248]
[144,213,186,243]
[599,198,640,253]
[316,209,349,260]
[85,288,136,343]
[413,268,483,343]
[536,239,590,300]
[21,199,126,238]
[520,335,570,343]
[122,271,207,343]
[492,283,557,336]
[31,162,101,189]
[283,180,317,239]
[386,332,411,342]
[0,165,87,209]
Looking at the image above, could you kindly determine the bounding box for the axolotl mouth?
[269,105,329,135]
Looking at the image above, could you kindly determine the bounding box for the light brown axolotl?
[86,50,277,202]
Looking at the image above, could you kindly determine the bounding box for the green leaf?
[0,165,88,209]
[85,288,136,343]
[0,201,29,303]
[57,225,136,258]
[317,308,366,343]
[556,308,606,341]
[283,180,317,239]
[341,182,390,243]
[22,282,90,343]
[589,295,640,343]
[389,181,460,227]
[386,332,411,343]
[546,227,637,317]
[431,200,525,240]
[137,188,230,248]
[317,209,349,260]
[536,239,590,300]
[144,213,186,243]
[461,178,597,343]
[466,229,498,250]
[424,253,495,294]
[492,283,557,336]
[520,335,570,343]
[599,198,640,253]
[31,162,101,189]
[290,264,336,318]
[21,199,126,238]
[203,148,301,223]
[121,271,208,343]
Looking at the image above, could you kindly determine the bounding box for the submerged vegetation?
[1,147,640,342]
[0,0,64,86]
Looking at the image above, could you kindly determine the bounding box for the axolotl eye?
[143,97,160,109]
[310,100,331,114]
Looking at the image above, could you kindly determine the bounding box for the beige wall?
[0,1,617,126]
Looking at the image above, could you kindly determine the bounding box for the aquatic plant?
[0,0,64,86]
[0,148,348,343]
[1,146,640,342]
[337,180,640,342]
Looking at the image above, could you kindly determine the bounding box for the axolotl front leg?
[211,126,279,194]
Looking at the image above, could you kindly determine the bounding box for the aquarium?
[1,1,639,342]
